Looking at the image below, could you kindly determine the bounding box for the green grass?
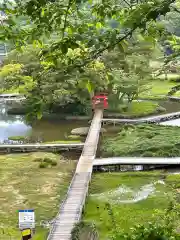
[157,73,180,81]
[8,136,26,141]
[107,101,165,117]
[0,152,76,240]
[139,80,177,100]
[102,124,180,157]
[84,172,177,240]
[173,90,180,97]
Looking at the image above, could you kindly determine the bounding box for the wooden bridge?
[47,108,180,240]
[47,109,103,240]
[93,157,180,166]
[0,93,25,102]
[0,143,84,153]
[102,111,180,124]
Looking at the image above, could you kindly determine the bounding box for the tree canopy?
[0,0,178,119]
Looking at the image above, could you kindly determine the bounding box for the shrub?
[39,162,49,168]
[43,157,53,164]
[33,158,43,162]
[102,124,180,157]
[51,160,57,166]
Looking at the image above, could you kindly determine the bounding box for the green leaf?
[96,22,102,29]
[86,80,94,93]
[37,111,42,120]
[41,8,45,17]
[120,40,128,51]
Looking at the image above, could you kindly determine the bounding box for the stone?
[71,127,107,136]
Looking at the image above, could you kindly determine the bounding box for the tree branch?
[122,0,131,8]
[66,27,136,72]
[62,0,73,38]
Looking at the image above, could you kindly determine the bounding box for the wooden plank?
[47,109,103,240]
[102,111,180,124]
[0,143,84,153]
[93,157,180,165]
[0,143,84,148]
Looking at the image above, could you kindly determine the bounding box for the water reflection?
[0,103,32,142]
[160,118,180,126]
[0,103,87,142]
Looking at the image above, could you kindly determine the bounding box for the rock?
[71,127,107,136]
[156,106,166,113]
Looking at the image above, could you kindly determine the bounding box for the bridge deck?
[0,97,25,101]
[0,143,84,153]
[93,157,180,166]
[0,93,22,97]
[47,109,103,240]
[102,111,180,124]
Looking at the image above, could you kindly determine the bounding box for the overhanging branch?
[66,27,136,72]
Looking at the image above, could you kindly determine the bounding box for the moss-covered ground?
[0,152,76,240]
[83,172,180,240]
[102,124,180,157]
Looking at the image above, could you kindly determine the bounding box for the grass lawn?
[157,73,180,81]
[83,172,178,240]
[101,124,180,157]
[106,101,165,118]
[139,79,177,100]
[173,90,180,97]
[0,152,76,240]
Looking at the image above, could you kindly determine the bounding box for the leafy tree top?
[0,0,176,71]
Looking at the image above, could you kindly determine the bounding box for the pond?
[0,103,88,142]
[158,100,180,126]
[1,99,180,143]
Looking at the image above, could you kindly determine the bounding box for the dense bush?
[102,124,180,157]
[39,162,49,168]
[36,157,58,168]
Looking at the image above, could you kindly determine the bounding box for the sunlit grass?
[107,101,163,117]
[0,152,76,240]
[139,79,177,99]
